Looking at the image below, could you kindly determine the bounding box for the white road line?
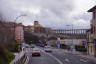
[65,58,70,62]
[80,59,88,62]
[24,56,29,64]
[40,49,63,64]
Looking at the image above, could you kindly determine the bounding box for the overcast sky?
[0,0,96,29]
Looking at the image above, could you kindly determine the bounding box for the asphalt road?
[27,48,96,64]
[28,49,59,64]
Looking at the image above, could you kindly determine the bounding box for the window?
[93,12,96,19]
[91,25,93,34]
[95,12,96,19]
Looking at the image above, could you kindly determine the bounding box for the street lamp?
[66,24,75,51]
[14,14,27,40]
[14,14,27,22]
[14,14,27,51]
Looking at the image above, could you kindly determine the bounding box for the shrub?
[4,51,15,64]
[75,45,87,52]
[8,43,19,52]
[0,49,15,64]
[0,57,8,64]
[60,44,68,49]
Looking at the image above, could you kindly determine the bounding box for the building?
[34,21,46,33]
[23,21,56,45]
[87,5,96,56]
[0,21,15,47]
[15,23,24,43]
[24,25,34,32]
[24,21,55,37]
[0,21,25,44]
[86,29,95,55]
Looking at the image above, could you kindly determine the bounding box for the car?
[32,48,41,56]
[25,44,30,48]
[30,45,35,48]
[44,46,52,52]
[31,46,35,48]
[40,44,45,47]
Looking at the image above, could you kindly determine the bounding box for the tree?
[0,20,15,64]
[48,36,57,40]
[24,31,39,44]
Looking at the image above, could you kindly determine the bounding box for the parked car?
[32,48,41,56]
[44,46,52,52]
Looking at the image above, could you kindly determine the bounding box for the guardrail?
[10,51,28,64]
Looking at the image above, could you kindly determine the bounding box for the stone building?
[87,5,96,56]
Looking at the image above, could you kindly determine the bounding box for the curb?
[63,49,96,61]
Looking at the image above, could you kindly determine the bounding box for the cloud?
[71,0,96,16]
[0,0,95,29]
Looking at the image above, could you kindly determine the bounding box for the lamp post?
[14,14,27,23]
[66,24,75,51]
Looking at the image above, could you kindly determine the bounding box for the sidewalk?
[63,49,96,61]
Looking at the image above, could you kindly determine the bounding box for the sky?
[0,0,96,29]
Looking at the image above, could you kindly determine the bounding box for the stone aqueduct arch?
[54,29,87,39]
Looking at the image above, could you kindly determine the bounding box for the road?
[27,48,96,64]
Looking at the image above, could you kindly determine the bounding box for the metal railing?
[10,50,29,64]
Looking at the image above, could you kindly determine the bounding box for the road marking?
[47,53,63,64]
[24,56,29,64]
[65,58,70,62]
[40,49,63,64]
[80,59,88,62]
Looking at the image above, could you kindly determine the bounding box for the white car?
[44,46,52,52]
[32,48,41,56]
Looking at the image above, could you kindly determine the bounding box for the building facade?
[0,21,15,46]
[87,5,96,56]
[15,23,24,43]
[86,29,95,56]
[24,25,34,32]
[34,21,47,33]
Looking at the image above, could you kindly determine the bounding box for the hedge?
[0,50,15,64]
[75,45,87,52]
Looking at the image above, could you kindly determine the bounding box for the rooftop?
[88,5,96,12]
